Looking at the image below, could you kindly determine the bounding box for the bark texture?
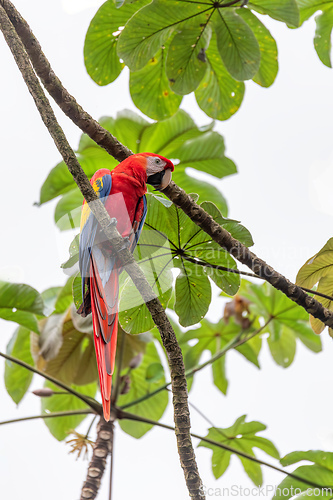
[80,418,113,500]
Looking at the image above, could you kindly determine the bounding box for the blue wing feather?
[79,173,112,301]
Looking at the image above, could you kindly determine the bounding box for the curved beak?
[147,168,172,190]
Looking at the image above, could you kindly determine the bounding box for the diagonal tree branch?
[2,0,333,331]
[0,6,202,499]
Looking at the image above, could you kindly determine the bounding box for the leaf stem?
[0,409,94,426]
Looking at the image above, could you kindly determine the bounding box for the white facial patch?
[146,156,167,176]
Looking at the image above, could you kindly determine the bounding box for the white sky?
[1,1,333,499]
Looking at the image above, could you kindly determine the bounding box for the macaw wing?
[129,194,147,253]
[79,171,112,303]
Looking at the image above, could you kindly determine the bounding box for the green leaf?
[296,238,333,289]
[273,450,333,499]
[166,19,212,95]
[199,415,279,486]
[296,0,333,25]
[40,147,117,204]
[267,324,296,367]
[249,0,300,27]
[237,9,278,88]
[314,8,333,68]
[130,46,182,120]
[195,31,245,121]
[118,342,168,438]
[41,381,97,441]
[0,281,45,333]
[61,234,80,270]
[145,362,164,383]
[213,9,261,81]
[41,287,62,315]
[117,0,209,71]
[73,273,83,311]
[173,170,228,215]
[84,0,150,85]
[54,276,75,314]
[175,263,212,326]
[5,327,34,404]
[296,238,333,334]
[55,189,83,230]
[201,201,253,247]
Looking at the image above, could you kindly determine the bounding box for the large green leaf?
[195,31,245,121]
[130,45,183,120]
[166,18,212,95]
[41,381,97,441]
[243,282,322,366]
[297,0,333,24]
[5,327,34,404]
[237,9,278,88]
[118,341,168,438]
[273,450,333,499]
[249,0,300,27]
[117,0,210,71]
[84,0,150,86]
[0,281,45,333]
[175,263,212,327]
[314,8,333,68]
[213,9,261,81]
[199,415,279,486]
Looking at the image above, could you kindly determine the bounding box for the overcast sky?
[1,1,333,499]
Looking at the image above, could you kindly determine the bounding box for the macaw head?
[141,152,174,190]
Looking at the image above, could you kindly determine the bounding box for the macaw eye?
[155,158,161,164]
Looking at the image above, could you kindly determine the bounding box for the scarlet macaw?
[78,153,174,421]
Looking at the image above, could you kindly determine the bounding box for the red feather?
[79,153,174,421]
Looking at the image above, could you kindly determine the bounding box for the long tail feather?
[90,255,119,421]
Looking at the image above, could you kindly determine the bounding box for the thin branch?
[0,351,101,413]
[117,409,328,491]
[0,409,94,426]
[0,6,202,498]
[81,417,114,500]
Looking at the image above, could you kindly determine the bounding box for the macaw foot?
[120,236,131,250]
[105,217,118,228]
